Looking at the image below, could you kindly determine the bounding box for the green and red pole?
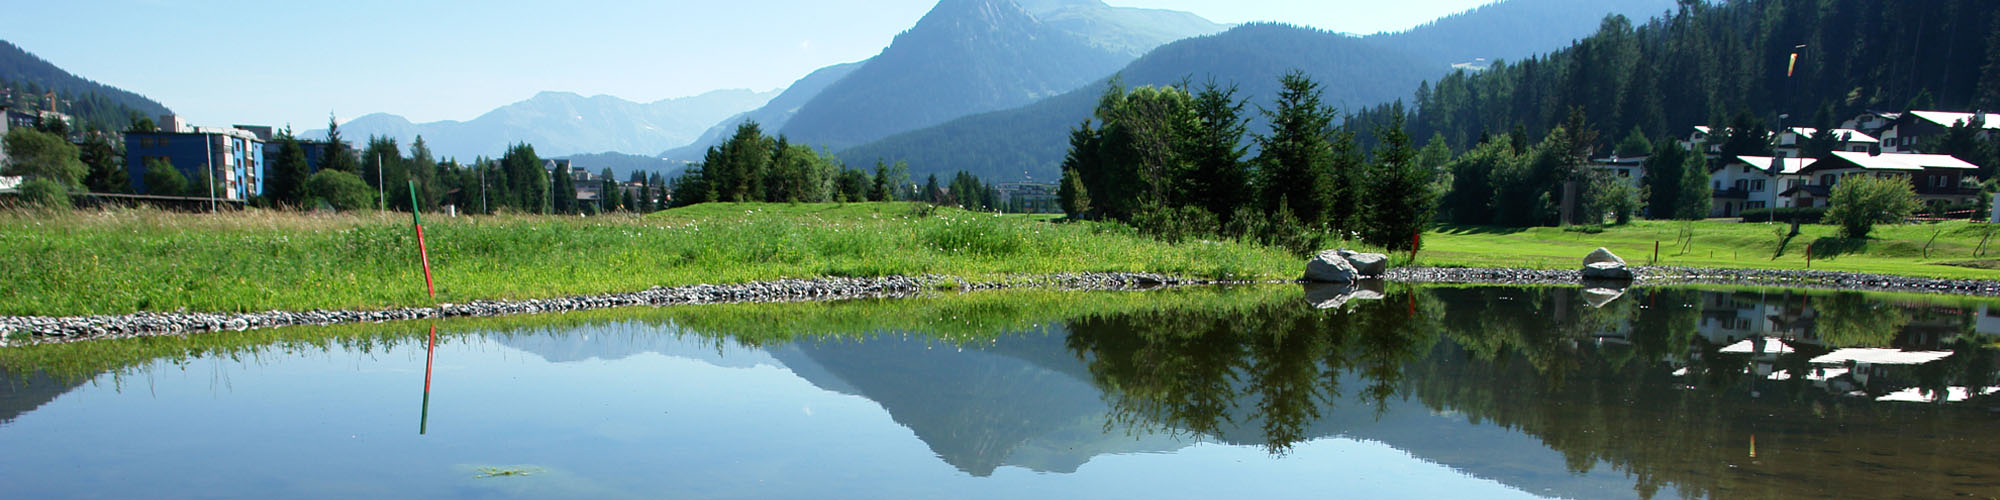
[409,181,435,299]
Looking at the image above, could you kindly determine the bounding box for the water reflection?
[1,285,1996,499]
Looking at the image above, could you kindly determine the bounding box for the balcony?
[1713,187,1750,199]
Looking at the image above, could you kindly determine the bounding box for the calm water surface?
[1,284,1996,499]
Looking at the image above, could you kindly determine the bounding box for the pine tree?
[319,114,360,174]
[1361,114,1436,251]
[1186,80,1251,223]
[1254,71,1338,229]
[268,130,312,206]
[601,168,622,212]
[551,162,576,214]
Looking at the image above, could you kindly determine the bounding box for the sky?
[5,0,1496,129]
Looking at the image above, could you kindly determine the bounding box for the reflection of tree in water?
[1070,285,2000,499]
[1065,285,1443,454]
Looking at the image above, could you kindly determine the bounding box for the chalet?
[1839,111,1902,138]
[1875,110,1999,153]
[1781,151,1981,209]
[1678,126,1724,157]
[1774,127,1878,156]
[1709,155,1813,216]
[1586,155,1646,190]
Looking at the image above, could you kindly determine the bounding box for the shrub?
[1825,175,1919,238]
[1131,205,1219,244]
[141,158,189,196]
[302,170,375,211]
[18,178,70,210]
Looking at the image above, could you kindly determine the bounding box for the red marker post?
[409,181,436,299]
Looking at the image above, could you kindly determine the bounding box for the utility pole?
[204,133,216,213]
[479,163,488,215]
[376,152,384,211]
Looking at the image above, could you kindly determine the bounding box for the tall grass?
[0,203,1299,316]
[1409,219,2000,279]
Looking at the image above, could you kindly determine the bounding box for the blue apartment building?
[124,115,269,199]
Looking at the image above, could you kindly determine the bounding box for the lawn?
[1414,218,2000,280]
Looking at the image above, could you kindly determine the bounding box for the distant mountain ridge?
[323,88,777,161]
[662,62,863,161]
[838,0,1679,182]
[0,39,171,131]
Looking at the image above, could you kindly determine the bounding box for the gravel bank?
[0,273,1209,345]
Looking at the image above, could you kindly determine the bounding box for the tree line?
[1058,73,1440,253]
[674,121,996,208]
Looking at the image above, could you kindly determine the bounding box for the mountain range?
[316,88,776,162]
[840,0,1680,182]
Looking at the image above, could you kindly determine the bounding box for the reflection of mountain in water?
[0,367,86,426]
[774,330,1190,476]
[491,321,778,369]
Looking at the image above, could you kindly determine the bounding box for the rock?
[1580,247,1634,280]
[1304,250,1361,283]
[1580,283,1627,308]
[1337,249,1390,276]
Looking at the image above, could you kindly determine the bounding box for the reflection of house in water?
[1695,291,1820,348]
[1682,290,1999,404]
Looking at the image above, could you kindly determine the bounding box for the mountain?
[772,0,1227,151]
[322,88,777,161]
[837,0,1680,182]
[661,62,863,161]
[0,39,171,131]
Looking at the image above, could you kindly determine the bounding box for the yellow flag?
[1788,53,1799,77]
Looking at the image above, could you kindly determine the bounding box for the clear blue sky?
[6,0,1494,129]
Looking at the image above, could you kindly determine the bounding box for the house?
[1774,127,1878,156]
[1839,111,1902,137]
[124,116,267,200]
[1709,155,1813,216]
[1678,126,1724,156]
[1587,155,1647,190]
[1784,151,1982,208]
[1875,110,1999,153]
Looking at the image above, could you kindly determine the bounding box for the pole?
[377,153,384,212]
[1806,241,1813,268]
[1653,240,1660,265]
[479,165,487,215]
[410,181,436,299]
[204,134,215,213]
[420,323,436,435]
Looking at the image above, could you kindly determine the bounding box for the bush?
[1740,206,1828,224]
[18,178,71,210]
[1825,175,1919,238]
[302,170,375,211]
[1131,205,1219,244]
[141,158,189,197]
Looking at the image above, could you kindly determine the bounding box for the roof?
[1693,125,1712,134]
[1588,155,1647,166]
[1826,151,1980,171]
[1786,127,1879,143]
[1908,110,2000,130]
[1736,155,1816,174]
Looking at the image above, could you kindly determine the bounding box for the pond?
[1,284,1996,499]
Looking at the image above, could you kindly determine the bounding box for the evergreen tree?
[498,144,546,213]
[79,132,128,193]
[551,162,576,214]
[923,174,943,204]
[319,114,360,174]
[601,167,622,212]
[1254,71,1339,229]
[1185,80,1251,224]
[267,130,312,207]
[140,158,188,196]
[1361,114,1437,250]
[870,160,893,201]
[1614,126,1653,157]
[409,136,440,211]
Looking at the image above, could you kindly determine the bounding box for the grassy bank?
[1413,219,2000,280]
[0,203,1298,316]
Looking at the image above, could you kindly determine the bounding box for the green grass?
[0,203,1297,316]
[1413,219,2000,280]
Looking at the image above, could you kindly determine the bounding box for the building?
[1875,110,1999,153]
[1587,155,1647,190]
[1774,127,1878,156]
[1781,151,1982,209]
[124,116,266,200]
[1709,155,1813,216]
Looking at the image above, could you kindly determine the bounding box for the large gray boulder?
[1304,250,1360,283]
[1580,247,1633,280]
[1337,249,1389,277]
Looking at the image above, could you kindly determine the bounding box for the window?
[1618,168,1630,177]
[1752,179,1765,192]
[1734,179,1748,191]
[1747,201,1766,209]
[1742,165,1752,173]
[1787,179,1803,189]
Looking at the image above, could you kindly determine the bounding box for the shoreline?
[7,267,2000,345]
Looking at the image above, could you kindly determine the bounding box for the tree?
[302,169,374,211]
[1672,147,1712,219]
[1185,79,1252,224]
[17,178,70,210]
[1255,71,1339,229]
[319,114,360,174]
[870,160,894,201]
[408,135,441,211]
[601,167,622,212]
[2,127,86,187]
[1360,114,1437,250]
[1614,126,1653,157]
[141,158,188,196]
[79,133,128,193]
[1058,164,1090,218]
[1825,175,1919,238]
[267,130,312,206]
[837,168,870,202]
[361,136,406,210]
[551,161,576,214]
[499,143,547,213]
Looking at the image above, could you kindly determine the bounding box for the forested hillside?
[0,40,170,132]
[1348,0,2000,152]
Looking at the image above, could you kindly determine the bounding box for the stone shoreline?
[6,267,2000,345]
[0,273,1211,345]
